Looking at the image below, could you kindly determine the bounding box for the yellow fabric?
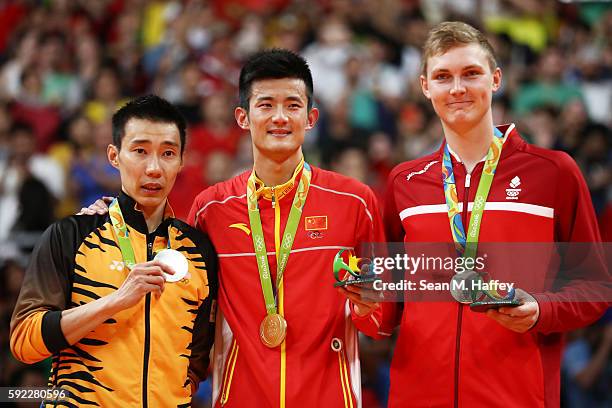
[252,158,304,202]
[10,311,50,364]
[142,2,167,49]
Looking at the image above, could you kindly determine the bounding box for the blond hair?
[421,21,497,76]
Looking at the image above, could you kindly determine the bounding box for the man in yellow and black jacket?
[10,95,218,407]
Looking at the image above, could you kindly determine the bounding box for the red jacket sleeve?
[350,181,402,339]
[532,152,611,334]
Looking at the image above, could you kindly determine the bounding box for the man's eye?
[434,74,449,80]
[163,150,176,157]
[465,70,480,77]
[135,148,146,154]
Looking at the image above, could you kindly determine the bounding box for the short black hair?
[239,49,314,111]
[112,95,187,155]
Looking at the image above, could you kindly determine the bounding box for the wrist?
[103,291,124,316]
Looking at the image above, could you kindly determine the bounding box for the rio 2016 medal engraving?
[260,313,287,348]
[154,249,188,282]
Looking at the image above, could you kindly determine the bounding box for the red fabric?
[168,164,208,221]
[188,124,243,158]
[189,166,385,407]
[355,125,610,407]
[11,102,61,152]
[0,2,28,52]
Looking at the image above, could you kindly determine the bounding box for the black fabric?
[117,191,150,234]
[41,310,70,353]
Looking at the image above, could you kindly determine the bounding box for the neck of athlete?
[442,113,495,174]
[253,148,303,186]
[141,201,166,233]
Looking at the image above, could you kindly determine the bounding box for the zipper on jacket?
[454,168,471,408]
[142,239,153,408]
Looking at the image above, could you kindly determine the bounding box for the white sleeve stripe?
[310,184,373,222]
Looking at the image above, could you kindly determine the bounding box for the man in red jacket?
[189,49,384,407]
[342,21,610,407]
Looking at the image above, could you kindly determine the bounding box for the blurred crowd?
[0,1,610,407]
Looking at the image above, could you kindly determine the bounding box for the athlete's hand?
[338,285,380,317]
[110,261,175,310]
[486,289,540,333]
[77,196,113,215]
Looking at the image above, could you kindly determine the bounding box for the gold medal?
[259,313,287,348]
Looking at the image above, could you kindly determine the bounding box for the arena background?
[0,1,610,407]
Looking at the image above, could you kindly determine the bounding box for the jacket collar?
[117,191,174,235]
[438,123,523,164]
[251,157,304,202]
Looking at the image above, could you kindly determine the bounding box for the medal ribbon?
[109,199,137,269]
[247,161,312,316]
[442,128,506,261]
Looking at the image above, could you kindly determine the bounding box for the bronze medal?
[259,313,287,348]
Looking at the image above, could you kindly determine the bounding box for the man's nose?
[450,77,466,95]
[272,105,289,124]
[145,155,162,177]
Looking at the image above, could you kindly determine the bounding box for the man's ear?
[492,67,502,92]
[107,144,119,169]
[306,107,319,130]
[235,107,250,130]
[420,75,431,99]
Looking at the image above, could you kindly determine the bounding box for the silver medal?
[450,270,483,304]
[154,249,188,282]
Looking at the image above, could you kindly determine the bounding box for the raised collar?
[251,157,304,201]
[440,123,522,164]
[117,191,175,235]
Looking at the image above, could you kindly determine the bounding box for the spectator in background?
[562,313,612,408]
[0,123,61,244]
[0,29,38,101]
[513,48,584,115]
[84,64,127,124]
[189,91,245,159]
[70,119,120,208]
[10,66,61,152]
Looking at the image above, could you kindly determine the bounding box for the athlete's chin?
[134,195,166,210]
[258,140,302,157]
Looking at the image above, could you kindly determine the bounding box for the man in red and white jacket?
[342,22,610,407]
[190,49,384,408]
